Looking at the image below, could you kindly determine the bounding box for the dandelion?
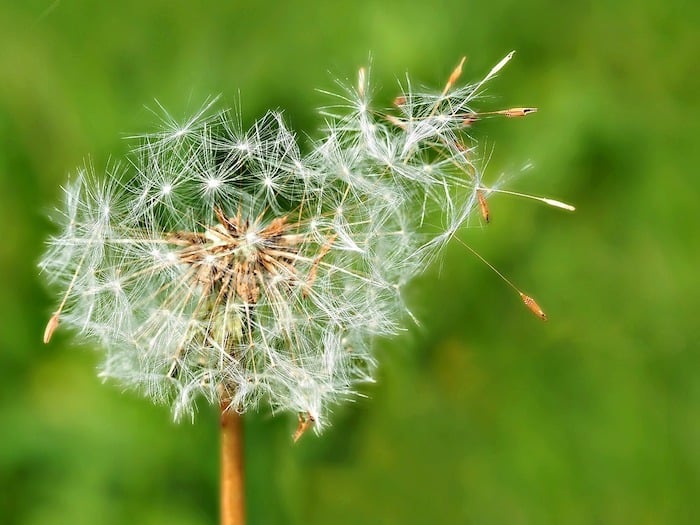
[40,52,572,525]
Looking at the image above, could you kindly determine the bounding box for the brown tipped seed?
[477,189,490,223]
[443,56,467,95]
[43,313,60,344]
[393,95,407,107]
[293,413,315,443]
[385,114,407,130]
[462,113,479,126]
[498,107,538,118]
[519,292,547,320]
[304,234,337,298]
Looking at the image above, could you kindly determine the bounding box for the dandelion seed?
[520,293,548,321]
[477,189,490,223]
[455,237,551,321]
[292,412,315,442]
[43,313,60,344]
[479,186,576,211]
[473,50,515,94]
[497,107,538,118]
[358,67,367,98]
[541,198,576,212]
[442,56,467,95]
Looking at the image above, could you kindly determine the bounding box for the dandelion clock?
[41,53,573,524]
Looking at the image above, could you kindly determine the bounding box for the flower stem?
[220,402,245,525]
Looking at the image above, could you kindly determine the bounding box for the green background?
[1,1,698,523]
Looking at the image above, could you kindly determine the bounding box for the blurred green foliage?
[1,0,698,523]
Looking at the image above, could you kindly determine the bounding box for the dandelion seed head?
[41,53,559,432]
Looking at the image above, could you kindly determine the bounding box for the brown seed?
[519,292,547,321]
[462,113,479,126]
[393,95,407,107]
[497,107,538,118]
[384,114,407,130]
[43,313,60,344]
[304,234,337,298]
[443,56,467,95]
[477,189,490,223]
[292,412,315,443]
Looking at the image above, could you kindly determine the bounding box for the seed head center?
[169,207,300,306]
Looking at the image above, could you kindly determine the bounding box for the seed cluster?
[169,209,304,308]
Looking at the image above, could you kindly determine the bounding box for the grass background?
[0,0,698,523]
